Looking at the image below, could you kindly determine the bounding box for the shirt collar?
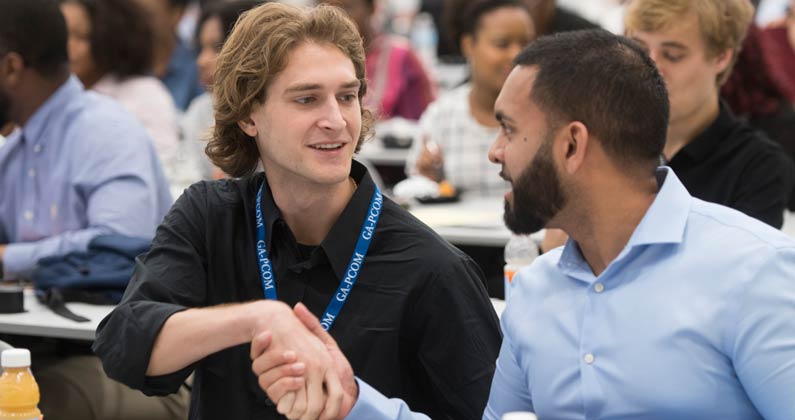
[558,167,691,277]
[21,76,84,145]
[256,160,378,281]
[669,101,735,164]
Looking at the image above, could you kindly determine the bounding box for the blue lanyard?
[254,181,383,331]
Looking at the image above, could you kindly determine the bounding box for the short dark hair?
[444,0,526,54]
[196,0,264,47]
[61,0,155,78]
[515,29,669,169]
[0,0,69,77]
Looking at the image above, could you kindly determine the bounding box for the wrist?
[242,299,291,341]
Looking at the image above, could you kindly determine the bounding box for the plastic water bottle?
[0,349,42,420]
[504,234,538,301]
[410,12,438,74]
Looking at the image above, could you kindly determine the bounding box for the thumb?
[293,303,339,350]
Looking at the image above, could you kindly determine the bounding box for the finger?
[301,369,326,420]
[318,368,343,420]
[288,385,309,420]
[256,362,305,391]
[294,303,338,350]
[277,391,297,417]
[264,376,304,405]
[252,349,297,376]
[250,331,273,360]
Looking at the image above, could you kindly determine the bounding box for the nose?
[318,97,347,132]
[647,50,666,79]
[488,134,504,164]
[508,42,523,60]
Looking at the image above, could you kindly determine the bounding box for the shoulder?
[179,175,258,211]
[688,198,795,255]
[375,198,476,270]
[63,91,151,149]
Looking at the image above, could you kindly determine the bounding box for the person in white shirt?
[59,0,180,185]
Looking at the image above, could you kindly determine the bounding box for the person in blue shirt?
[254,29,795,420]
[0,0,186,418]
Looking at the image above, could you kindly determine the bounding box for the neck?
[664,96,720,160]
[15,71,70,126]
[267,172,357,246]
[468,84,499,127]
[563,172,658,276]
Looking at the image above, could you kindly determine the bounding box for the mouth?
[309,143,345,151]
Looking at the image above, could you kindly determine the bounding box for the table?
[0,290,112,341]
[409,196,547,247]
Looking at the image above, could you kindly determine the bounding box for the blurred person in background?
[406,0,534,196]
[60,0,181,187]
[625,0,794,228]
[183,0,262,180]
[322,0,436,121]
[402,0,535,298]
[721,20,795,210]
[138,0,205,111]
[0,0,186,418]
[520,0,598,36]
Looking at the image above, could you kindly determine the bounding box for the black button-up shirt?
[667,103,795,228]
[94,161,502,420]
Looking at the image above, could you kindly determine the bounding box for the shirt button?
[584,353,595,364]
[28,169,36,178]
[594,283,605,293]
[33,144,42,153]
[24,211,33,221]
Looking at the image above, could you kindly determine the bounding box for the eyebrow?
[630,36,688,52]
[284,80,361,94]
[660,42,688,51]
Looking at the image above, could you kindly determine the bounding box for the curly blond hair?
[206,2,374,177]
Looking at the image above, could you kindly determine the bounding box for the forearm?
[2,227,108,274]
[147,299,290,376]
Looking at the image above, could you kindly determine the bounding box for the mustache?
[499,169,511,182]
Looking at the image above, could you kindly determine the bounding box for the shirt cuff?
[346,378,429,420]
[1,243,30,277]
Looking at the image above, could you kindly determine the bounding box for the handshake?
[250,302,358,420]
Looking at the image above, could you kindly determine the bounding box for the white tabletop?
[0,290,112,341]
[409,196,519,247]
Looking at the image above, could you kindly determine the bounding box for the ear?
[237,114,258,138]
[713,48,734,75]
[0,52,26,89]
[557,121,589,175]
[461,34,475,61]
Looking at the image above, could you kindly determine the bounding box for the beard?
[0,89,9,129]
[503,134,568,235]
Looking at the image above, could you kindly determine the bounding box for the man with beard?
[0,0,184,418]
[252,29,795,420]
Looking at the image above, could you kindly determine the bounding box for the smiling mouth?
[310,143,344,150]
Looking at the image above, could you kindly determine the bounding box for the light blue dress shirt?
[484,168,795,420]
[0,76,172,276]
[347,168,795,420]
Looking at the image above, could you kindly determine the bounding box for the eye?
[338,93,357,102]
[500,122,513,136]
[662,51,684,63]
[295,96,316,105]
